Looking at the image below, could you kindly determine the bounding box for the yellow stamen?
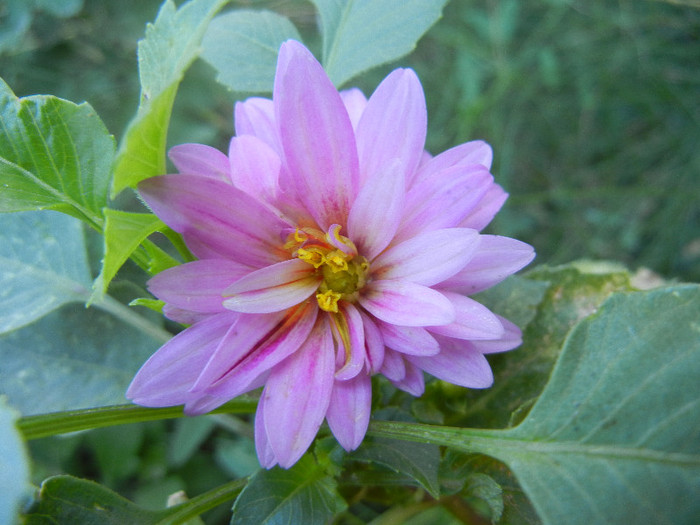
[297,247,326,268]
[316,289,342,313]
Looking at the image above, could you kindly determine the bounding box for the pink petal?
[184,393,239,416]
[355,68,426,185]
[471,315,523,354]
[222,259,321,314]
[411,140,493,185]
[378,321,440,356]
[428,291,504,340]
[326,373,372,451]
[458,184,508,231]
[228,135,281,204]
[390,359,425,396]
[274,40,359,230]
[148,259,252,314]
[396,165,493,241]
[138,174,290,267]
[190,311,287,392]
[359,280,455,327]
[254,394,278,468]
[340,88,367,130]
[380,348,406,382]
[372,228,480,286]
[168,143,230,180]
[161,305,211,325]
[360,310,385,373]
[205,302,318,398]
[262,316,336,468]
[441,235,535,294]
[333,303,366,381]
[126,312,238,406]
[408,336,494,388]
[234,97,281,154]
[347,159,405,260]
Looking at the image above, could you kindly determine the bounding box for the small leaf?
[351,437,441,498]
[201,9,302,93]
[0,397,30,525]
[0,78,114,228]
[310,0,449,86]
[0,211,91,334]
[231,455,346,525]
[111,0,228,196]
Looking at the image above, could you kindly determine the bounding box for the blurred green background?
[2,0,698,521]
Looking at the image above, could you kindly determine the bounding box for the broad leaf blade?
[231,455,346,525]
[498,285,700,524]
[0,211,91,334]
[0,398,30,525]
[111,0,228,196]
[0,78,114,228]
[201,9,302,93]
[310,0,449,87]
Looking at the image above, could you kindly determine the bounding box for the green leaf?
[0,211,91,334]
[0,397,30,525]
[351,437,441,498]
[231,455,346,525]
[111,0,228,196]
[310,0,449,87]
[0,301,162,415]
[201,9,302,93]
[92,209,167,297]
[0,78,114,229]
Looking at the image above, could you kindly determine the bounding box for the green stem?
[155,478,248,525]
[18,399,258,440]
[93,294,172,343]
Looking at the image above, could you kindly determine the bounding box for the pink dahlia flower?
[127,40,534,468]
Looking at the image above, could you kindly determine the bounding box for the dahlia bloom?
[127,40,534,468]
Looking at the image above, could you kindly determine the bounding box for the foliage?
[0,0,698,524]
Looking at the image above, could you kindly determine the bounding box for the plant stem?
[155,478,248,525]
[93,293,172,343]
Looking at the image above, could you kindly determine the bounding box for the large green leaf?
[231,455,346,524]
[201,9,302,93]
[309,0,449,87]
[0,211,91,334]
[111,0,228,196]
[0,78,114,229]
[0,398,30,525]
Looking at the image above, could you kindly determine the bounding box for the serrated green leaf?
[0,211,91,334]
[0,397,30,525]
[0,78,114,229]
[111,0,228,196]
[201,9,302,93]
[351,437,441,498]
[231,455,346,525]
[310,0,449,87]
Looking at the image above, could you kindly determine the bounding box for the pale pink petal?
[340,88,367,130]
[428,291,504,340]
[360,310,385,373]
[126,312,238,406]
[378,321,440,356]
[262,316,335,468]
[222,259,320,314]
[458,184,508,231]
[274,40,359,230]
[234,97,280,154]
[205,302,318,398]
[411,140,493,185]
[441,235,535,294]
[355,68,426,185]
[148,259,252,314]
[168,143,230,180]
[254,394,278,468]
[380,348,406,382]
[184,393,240,416]
[333,303,366,381]
[372,228,480,286]
[471,316,523,354]
[396,166,493,241]
[326,373,372,451]
[390,359,425,396]
[408,336,494,388]
[190,311,287,392]
[359,280,455,326]
[162,305,211,325]
[347,159,405,260]
[228,135,281,203]
[139,174,290,267]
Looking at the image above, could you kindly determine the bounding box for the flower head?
[127,40,534,468]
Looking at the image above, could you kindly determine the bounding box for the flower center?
[285,224,369,313]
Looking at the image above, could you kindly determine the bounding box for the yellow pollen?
[316,289,342,313]
[297,247,326,268]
